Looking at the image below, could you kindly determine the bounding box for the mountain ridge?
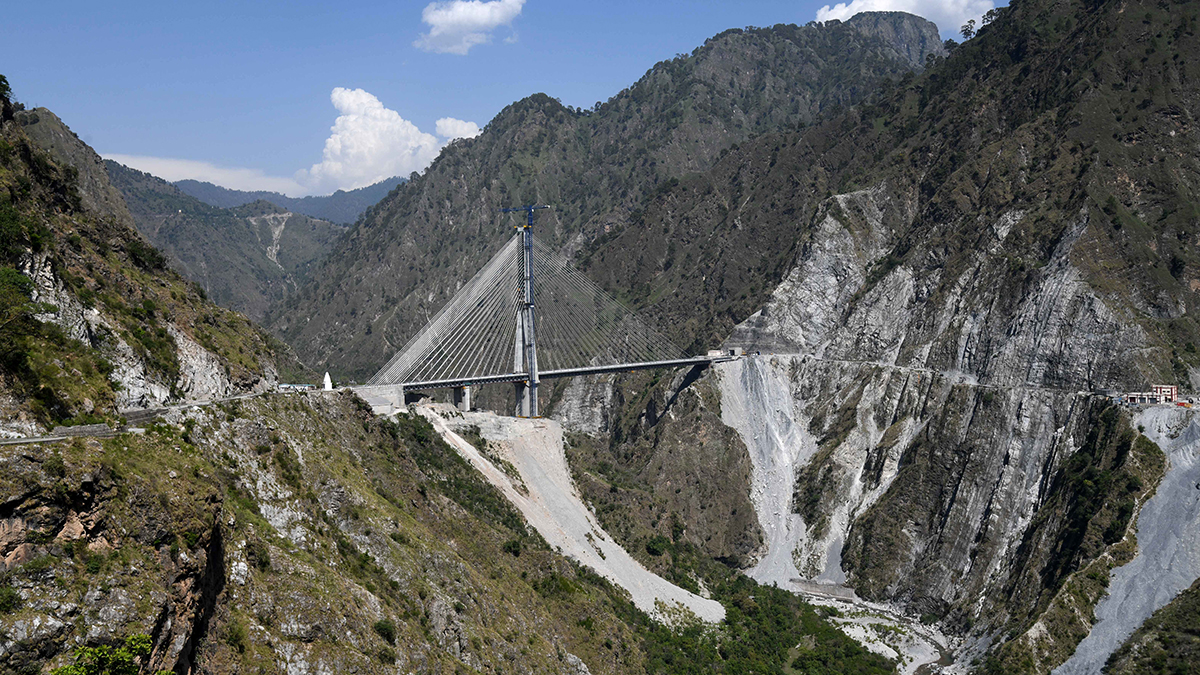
[549,0,1200,671]
[1,102,302,434]
[269,12,948,380]
[174,175,405,224]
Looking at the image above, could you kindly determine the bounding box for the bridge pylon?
[502,204,549,417]
[360,203,724,414]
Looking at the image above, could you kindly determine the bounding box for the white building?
[1123,384,1178,404]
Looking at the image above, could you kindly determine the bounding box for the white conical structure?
[323,372,333,391]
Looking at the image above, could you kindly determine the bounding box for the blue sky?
[3,0,994,195]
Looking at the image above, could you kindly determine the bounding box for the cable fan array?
[367,233,682,386]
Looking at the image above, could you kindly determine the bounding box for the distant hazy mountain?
[174,175,405,224]
[106,160,347,322]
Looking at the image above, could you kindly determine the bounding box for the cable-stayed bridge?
[353,206,738,417]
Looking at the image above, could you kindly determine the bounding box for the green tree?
[373,618,397,645]
[0,267,42,335]
[0,73,14,121]
[50,633,171,675]
[960,19,976,40]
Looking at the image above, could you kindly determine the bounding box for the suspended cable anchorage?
[367,232,687,387]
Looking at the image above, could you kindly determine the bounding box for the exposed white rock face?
[564,652,592,675]
[1055,408,1200,674]
[248,212,292,270]
[713,182,1161,643]
[25,253,101,346]
[727,184,906,355]
[539,171,1180,667]
[22,252,172,408]
[17,251,272,411]
[0,389,41,439]
[169,325,232,402]
[419,404,725,624]
[719,352,1083,613]
[108,336,173,409]
[551,374,615,435]
[717,357,815,586]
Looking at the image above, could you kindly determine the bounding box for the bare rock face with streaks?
[697,172,1181,670]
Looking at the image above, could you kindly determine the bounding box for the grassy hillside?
[0,391,895,674]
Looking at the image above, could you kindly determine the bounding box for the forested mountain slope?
[4,0,1197,668]
[105,159,346,323]
[0,82,894,674]
[261,3,1200,668]
[580,0,1200,385]
[269,13,946,379]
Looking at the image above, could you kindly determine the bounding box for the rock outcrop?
[1,102,291,431]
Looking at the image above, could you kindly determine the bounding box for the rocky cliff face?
[546,0,1200,671]
[702,169,1163,628]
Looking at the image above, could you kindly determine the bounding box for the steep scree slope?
[1055,406,1200,673]
[419,404,725,623]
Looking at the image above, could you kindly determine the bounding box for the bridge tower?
[502,205,549,417]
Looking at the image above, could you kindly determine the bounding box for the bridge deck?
[355,355,736,395]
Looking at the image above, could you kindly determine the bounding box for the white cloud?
[109,89,482,196]
[104,153,306,196]
[297,87,444,194]
[815,0,994,37]
[414,0,525,55]
[436,117,482,140]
